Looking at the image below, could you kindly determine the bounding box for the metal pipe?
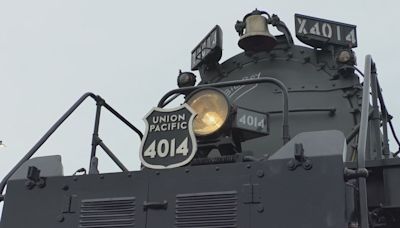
[97,139,129,172]
[376,81,390,157]
[0,92,96,199]
[268,107,335,115]
[370,65,382,158]
[89,101,102,173]
[346,110,373,144]
[357,55,372,228]
[102,102,143,139]
[163,93,181,107]
[158,77,290,144]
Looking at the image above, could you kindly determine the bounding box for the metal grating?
[79,196,135,228]
[175,191,238,228]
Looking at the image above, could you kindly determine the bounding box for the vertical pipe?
[376,81,390,157]
[357,55,372,228]
[89,102,102,174]
[370,66,382,158]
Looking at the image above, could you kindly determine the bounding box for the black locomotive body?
[1,10,399,228]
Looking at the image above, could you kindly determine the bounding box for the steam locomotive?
[1,9,399,228]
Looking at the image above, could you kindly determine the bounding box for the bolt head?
[256,170,264,178]
[287,159,296,170]
[303,160,312,170]
[25,180,35,190]
[57,215,65,222]
[38,179,46,188]
[257,204,264,213]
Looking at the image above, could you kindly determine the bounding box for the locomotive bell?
[238,14,277,52]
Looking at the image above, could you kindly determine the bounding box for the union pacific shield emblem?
[139,104,197,169]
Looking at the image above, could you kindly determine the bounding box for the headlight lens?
[186,89,229,136]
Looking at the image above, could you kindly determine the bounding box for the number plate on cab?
[139,104,197,169]
[295,14,357,48]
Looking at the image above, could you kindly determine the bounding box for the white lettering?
[297,18,308,34]
[143,137,189,158]
[310,22,321,36]
[336,25,341,41]
[346,29,356,45]
[322,23,332,38]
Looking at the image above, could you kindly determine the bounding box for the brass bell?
[238,14,277,52]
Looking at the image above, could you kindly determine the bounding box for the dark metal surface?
[269,130,345,160]
[80,197,136,227]
[1,151,348,228]
[204,43,359,159]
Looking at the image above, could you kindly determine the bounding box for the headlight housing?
[186,89,229,136]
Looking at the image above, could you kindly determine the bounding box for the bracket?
[287,143,312,170]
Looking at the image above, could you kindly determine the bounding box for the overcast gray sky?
[0,0,399,211]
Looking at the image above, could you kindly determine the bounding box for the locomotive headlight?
[186,89,229,136]
[336,49,356,65]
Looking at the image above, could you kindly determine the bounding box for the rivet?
[127,173,132,177]
[246,164,251,169]
[100,175,104,179]
[25,180,35,190]
[38,179,46,188]
[257,204,264,213]
[215,167,220,171]
[185,169,190,173]
[62,185,69,191]
[317,63,325,71]
[287,159,296,170]
[253,56,259,63]
[256,170,264,178]
[73,177,78,181]
[155,171,160,175]
[57,215,65,223]
[303,160,313,170]
[286,52,293,60]
[303,56,310,63]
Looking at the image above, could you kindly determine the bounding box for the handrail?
[0,93,143,202]
[158,77,290,144]
[357,55,373,228]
